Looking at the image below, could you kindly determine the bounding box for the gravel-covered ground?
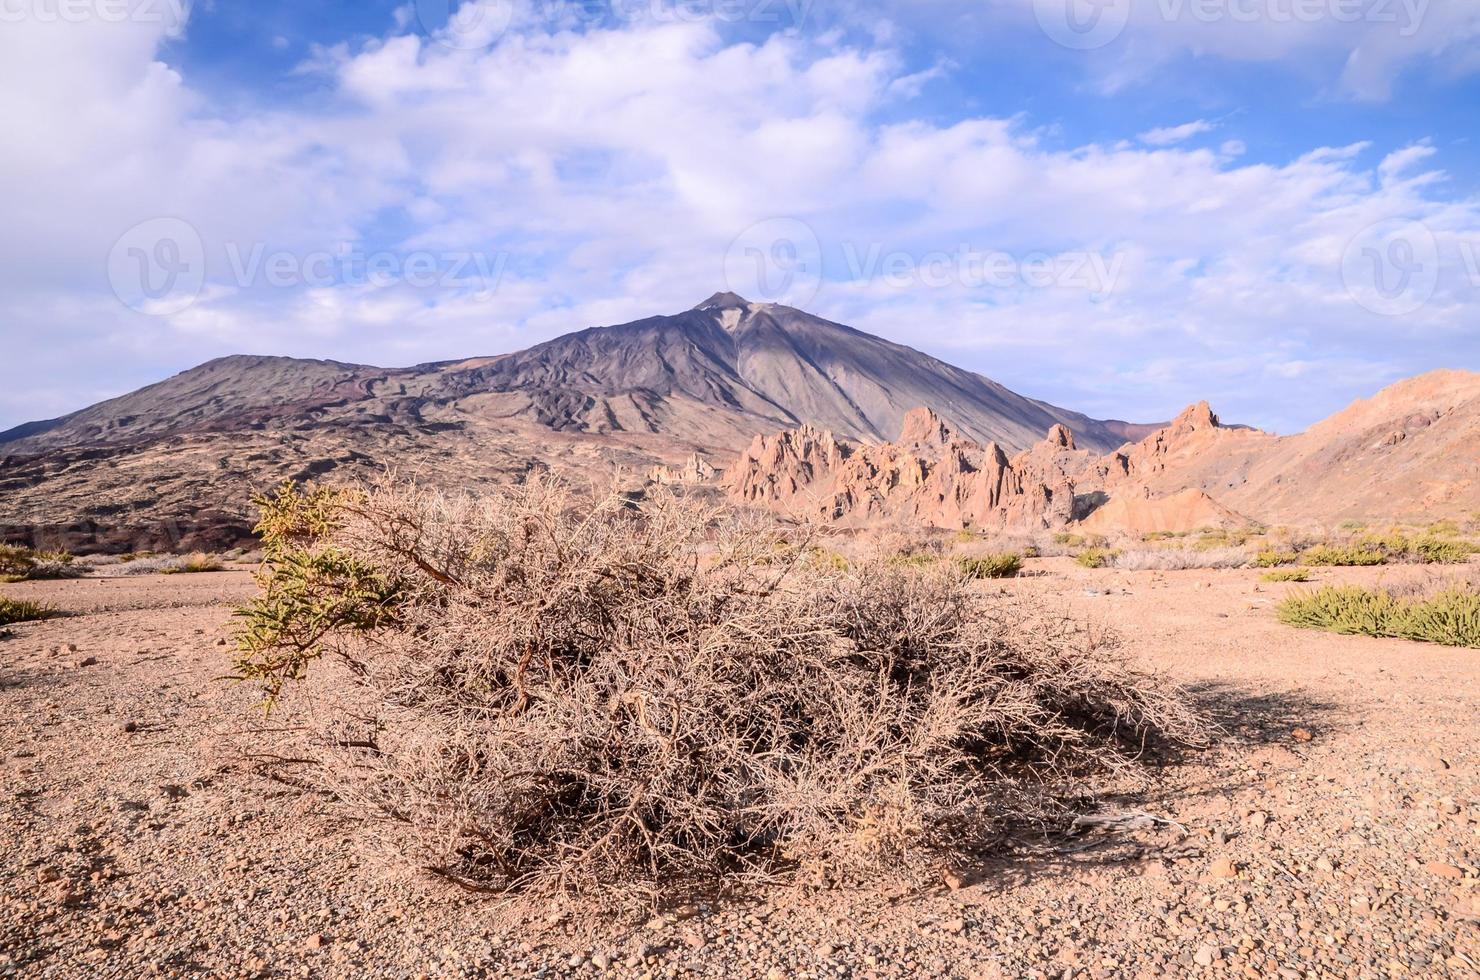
[1,561,1476,978]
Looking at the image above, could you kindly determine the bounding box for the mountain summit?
[1,296,1147,458]
[0,296,1155,550]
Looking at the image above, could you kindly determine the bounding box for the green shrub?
[1279,585,1480,648]
[805,547,851,572]
[0,596,63,627]
[958,553,1023,579]
[231,482,403,704]
[1412,538,1474,565]
[1300,543,1387,567]
[1261,569,1311,583]
[1254,549,1299,568]
[1077,548,1120,569]
[1053,533,1083,547]
[0,545,83,583]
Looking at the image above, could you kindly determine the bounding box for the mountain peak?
[694,291,752,311]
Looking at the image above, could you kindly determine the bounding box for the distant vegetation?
[1261,569,1312,583]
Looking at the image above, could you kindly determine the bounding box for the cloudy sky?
[2,0,1478,434]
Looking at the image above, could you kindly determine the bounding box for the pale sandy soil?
[1,561,1476,979]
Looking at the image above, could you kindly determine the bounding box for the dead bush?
[233,477,1206,896]
[1109,546,1250,571]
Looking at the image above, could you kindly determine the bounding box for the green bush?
[1412,538,1474,565]
[1077,548,1120,569]
[958,553,1023,579]
[0,596,63,627]
[1261,569,1311,583]
[231,482,403,705]
[1300,543,1387,567]
[1254,548,1299,568]
[1279,585,1480,648]
[0,545,82,583]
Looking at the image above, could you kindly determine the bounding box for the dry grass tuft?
[233,477,1206,896]
[0,596,64,626]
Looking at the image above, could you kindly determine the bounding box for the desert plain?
[2,556,1476,980]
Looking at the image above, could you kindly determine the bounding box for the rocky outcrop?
[646,453,719,486]
[722,407,1090,530]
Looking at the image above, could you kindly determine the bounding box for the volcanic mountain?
[0,294,1151,551]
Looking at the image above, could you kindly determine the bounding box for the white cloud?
[1140,120,1216,146]
[1,2,1478,435]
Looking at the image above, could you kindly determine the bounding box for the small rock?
[943,917,966,935]
[1207,858,1238,880]
[305,934,326,950]
[1290,728,1313,743]
[1194,945,1217,967]
[1425,862,1465,880]
[121,721,138,734]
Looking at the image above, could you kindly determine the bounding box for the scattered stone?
[1425,862,1465,880]
[1207,858,1239,880]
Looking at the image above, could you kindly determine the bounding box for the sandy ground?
[1,560,1477,979]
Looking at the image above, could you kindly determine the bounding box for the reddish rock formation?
[722,408,1088,530]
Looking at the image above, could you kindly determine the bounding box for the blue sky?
[2,0,1478,435]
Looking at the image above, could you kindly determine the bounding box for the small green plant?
[1053,532,1084,547]
[0,596,63,626]
[1254,549,1299,568]
[1279,585,1480,648]
[1077,548,1120,569]
[958,553,1023,579]
[1261,569,1311,583]
[231,482,403,706]
[804,547,850,572]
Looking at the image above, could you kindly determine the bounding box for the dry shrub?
[233,477,1205,895]
[1109,546,1250,571]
